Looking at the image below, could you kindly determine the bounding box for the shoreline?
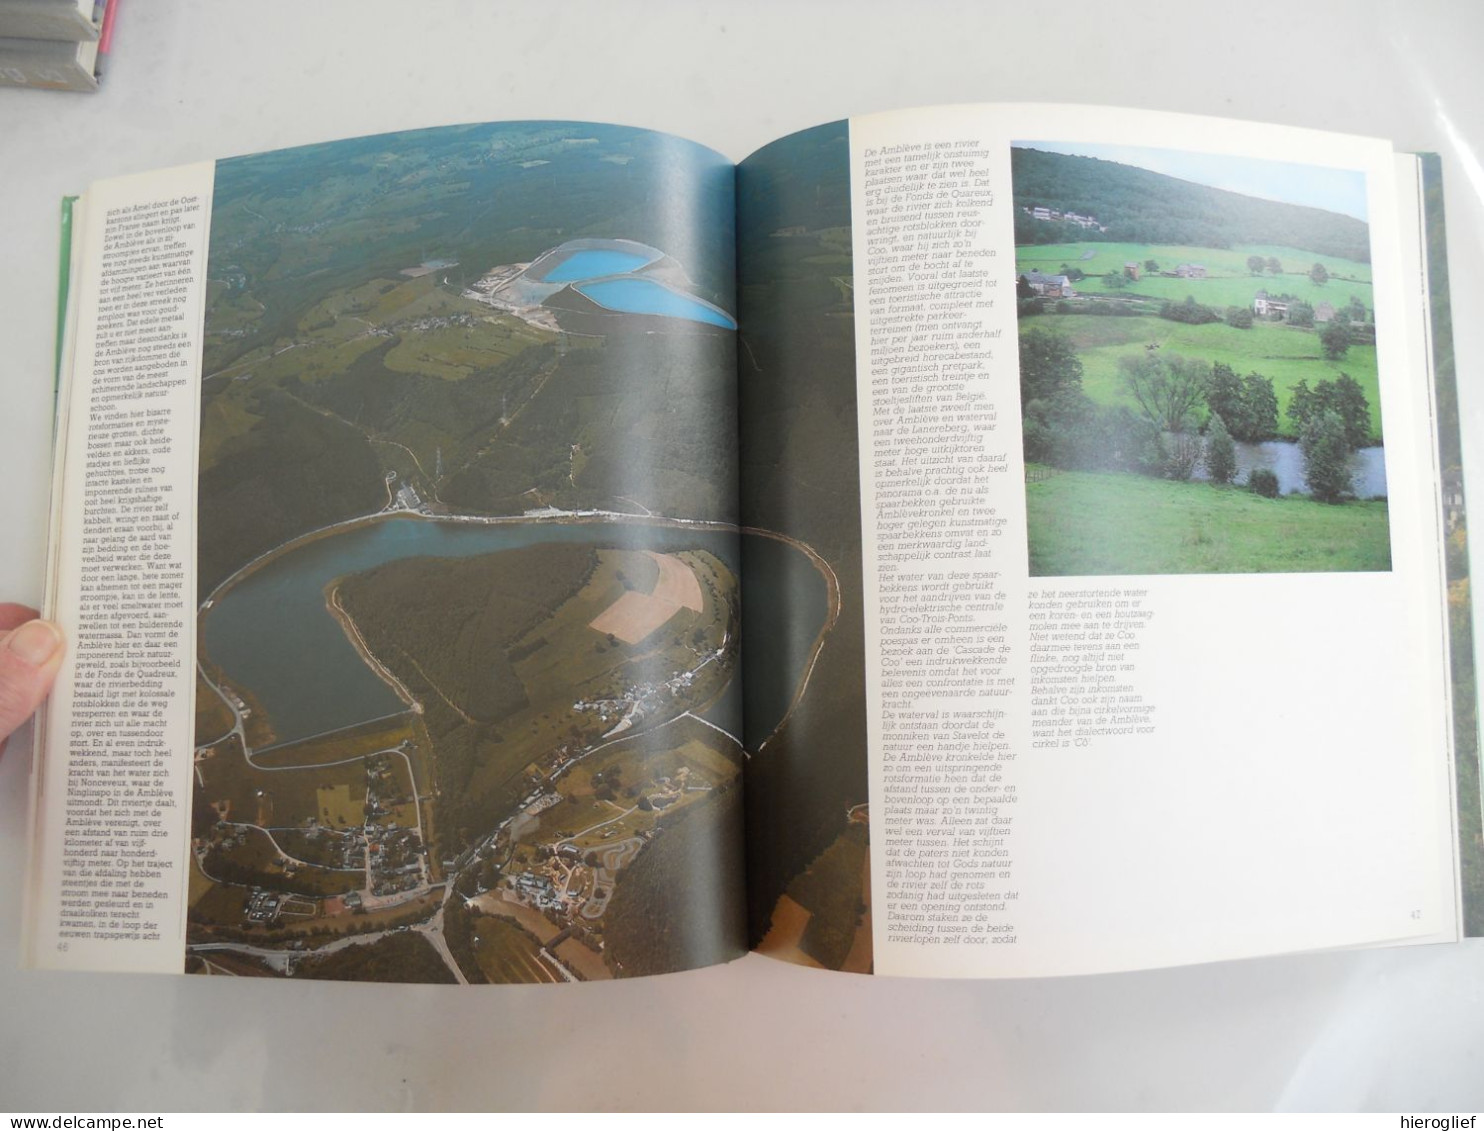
[202,506,756,610]
[198,507,841,756]
[742,526,844,754]
[322,580,420,716]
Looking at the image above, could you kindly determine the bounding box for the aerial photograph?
[1012,141,1391,575]
[184,121,819,983]
[736,121,873,973]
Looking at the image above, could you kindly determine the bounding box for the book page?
[31,123,751,982]
[846,105,1460,977]
[27,163,215,971]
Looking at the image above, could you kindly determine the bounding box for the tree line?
[1022,281,1370,356]
[1020,328,1374,503]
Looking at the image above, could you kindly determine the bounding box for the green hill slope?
[1012,147,1369,262]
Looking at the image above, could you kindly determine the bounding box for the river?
[1190,438,1387,497]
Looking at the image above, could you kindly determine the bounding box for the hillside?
[736,121,871,958]
[1012,147,1370,262]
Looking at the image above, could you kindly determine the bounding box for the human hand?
[0,604,64,759]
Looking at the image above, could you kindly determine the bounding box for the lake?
[202,516,825,754]
[540,248,659,283]
[575,278,738,329]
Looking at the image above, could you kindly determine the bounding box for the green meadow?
[1025,468,1392,576]
[1030,311,1381,440]
[1016,241,1373,309]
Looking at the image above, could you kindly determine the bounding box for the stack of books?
[0,0,116,92]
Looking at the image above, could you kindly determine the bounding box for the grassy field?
[1016,241,1372,309]
[189,705,437,931]
[203,823,364,897]
[1026,469,1392,575]
[201,277,552,480]
[470,913,561,984]
[315,783,363,829]
[334,539,739,856]
[524,717,740,852]
[1023,313,1381,440]
[272,825,360,869]
[208,824,281,871]
[186,862,258,928]
[196,739,370,831]
[188,886,441,946]
[383,316,550,383]
[187,853,226,908]
[512,549,729,698]
[463,547,737,803]
[251,715,416,769]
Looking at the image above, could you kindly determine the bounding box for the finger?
[0,619,65,759]
[0,603,41,634]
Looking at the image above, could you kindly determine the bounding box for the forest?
[204,122,735,380]
[199,121,740,600]
[1011,147,1370,262]
[197,390,384,597]
[603,780,746,977]
[735,121,872,965]
[335,542,598,851]
[336,543,598,726]
[1019,325,1376,501]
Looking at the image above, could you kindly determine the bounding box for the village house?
[1023,271,1074,298]
[1314,301,1337,323]
[395,480,422,510]
[1023,205,1105,230]
[1253,290,1288,318]
[1175,263,1207,279]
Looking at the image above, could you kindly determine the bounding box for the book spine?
[55,195,76,399]
[96,0,114,54]
[0,0,99,42]
[1420,153,1484,937]
[0,35,96,90]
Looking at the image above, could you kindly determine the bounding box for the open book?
[25,103,1482,983]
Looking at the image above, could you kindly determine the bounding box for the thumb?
[0,619,65,757]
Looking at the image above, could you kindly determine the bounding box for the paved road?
[580,836,642,919]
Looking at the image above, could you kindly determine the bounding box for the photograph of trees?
[1012,141,1391,575]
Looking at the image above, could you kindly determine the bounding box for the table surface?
[3,0,1484,1112]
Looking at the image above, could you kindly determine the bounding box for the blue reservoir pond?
[539,248,659,283]
[574,278,738,329]
[202,517,827,754]
[1191,438,1387,498]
